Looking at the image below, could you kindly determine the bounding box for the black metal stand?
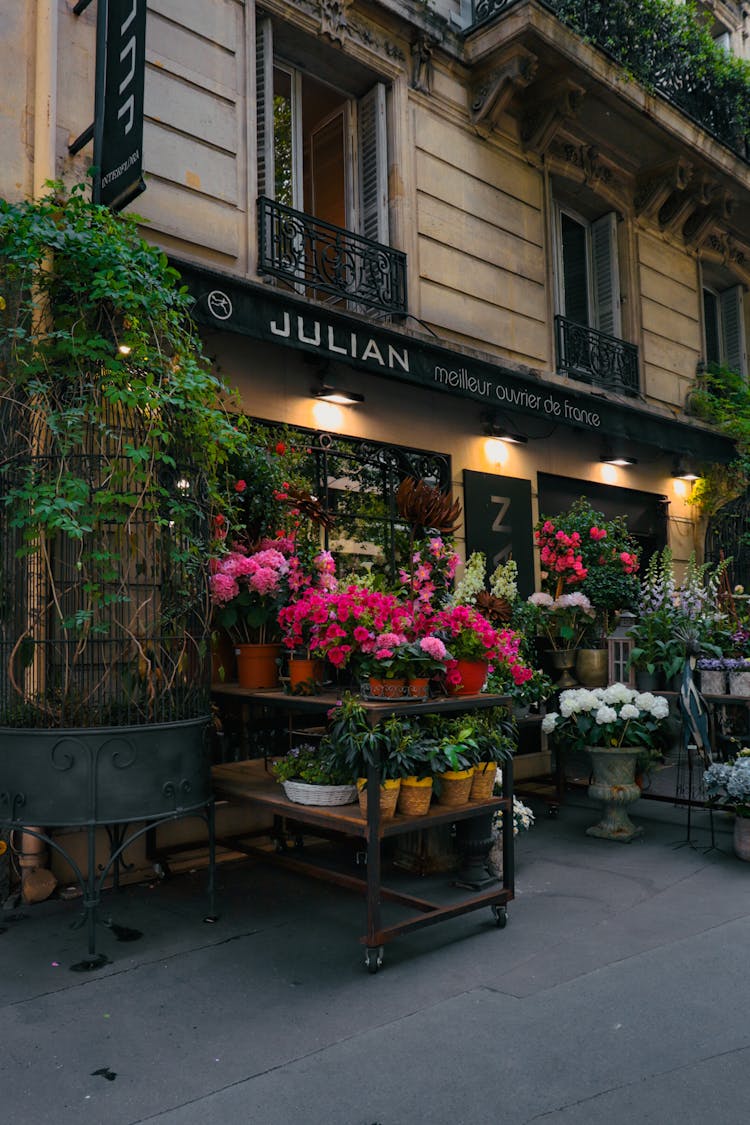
[2,802,216,970]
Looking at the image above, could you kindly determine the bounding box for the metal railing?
[467,0,750,161]
[257,197,407,317]
[555,315,639,395]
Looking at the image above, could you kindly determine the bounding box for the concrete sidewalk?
[2,794,750,1125]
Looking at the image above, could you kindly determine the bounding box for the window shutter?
[559,211,590,327]
[591,212,621,337]
[358,83,388,244]
[256,17,274,199]
[720,284,747,377]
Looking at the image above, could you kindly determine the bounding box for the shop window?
[702,284,747,378]
[554,204,621,337]
[256,16,388,243]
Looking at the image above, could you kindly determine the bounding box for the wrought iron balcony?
[257,197,407,317]
[555,315,639,396]
[468,0,750,161]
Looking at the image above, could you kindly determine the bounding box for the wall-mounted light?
[600,442,637,467]
[311,370,364,405]
[671,458,701,481]
[482,413,528,444]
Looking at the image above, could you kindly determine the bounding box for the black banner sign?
[94,0,147,211]
[463,471,535,599]
[173,259,736,466]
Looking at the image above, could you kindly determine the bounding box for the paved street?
[2,795,750,1125]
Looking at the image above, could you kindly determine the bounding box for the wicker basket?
[397,777,433,816]
[470,762,497,801]
[281,780,357,806]
[357,779,400,819]
[435,769,474,807]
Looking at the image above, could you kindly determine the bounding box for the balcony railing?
[468,0,750,161]
[257,197,407,318]
[555,315,639,396]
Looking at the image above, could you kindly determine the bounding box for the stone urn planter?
[585,745,643,843]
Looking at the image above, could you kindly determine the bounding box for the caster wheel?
[364,946,384,974]
[491,905,508,929]
[274,838,288,854]
[547,806,559,819]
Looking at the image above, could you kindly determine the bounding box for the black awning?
[174,259,736,467]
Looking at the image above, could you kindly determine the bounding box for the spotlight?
[671,459,701,481]
[600,442,637,466]
[312,385,365,405]
[483,419,528,444]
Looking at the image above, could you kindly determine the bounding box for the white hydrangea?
[541,712,559,734]
[619,703,639,720]
[650,699,670,720]
[595,705,617,724]
[603,682,633,706]
[634,692,656,711]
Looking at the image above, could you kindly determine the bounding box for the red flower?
[235,479,247,493]
[275,441,286,455]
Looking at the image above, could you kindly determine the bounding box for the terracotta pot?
[406,677,430,699]
[470,761,497,800]
[397,776,433,816]
[436,769,474,806]
[575,648,608,688]
[368,676,406,699]
[288,657,324,693]
[357,778,400,819]
[447,660,488,696]
[234,643,281,690]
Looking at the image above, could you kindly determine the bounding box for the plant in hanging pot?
[704,751,750,860]
[543,684,670,841]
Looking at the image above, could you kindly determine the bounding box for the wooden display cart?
[210,687,514,973]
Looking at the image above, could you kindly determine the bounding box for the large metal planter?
[0,717,212,827]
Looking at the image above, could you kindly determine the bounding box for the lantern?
[607,611,636,687]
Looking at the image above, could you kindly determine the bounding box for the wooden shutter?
[720,284,747,377]
[256,17,274,199]
[591,212,621,337]
[358,83,388,244]
[559,211,590,326]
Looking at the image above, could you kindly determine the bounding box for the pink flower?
[420,636,447,661]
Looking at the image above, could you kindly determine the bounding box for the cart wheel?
[365,946,384,974]
[547,805,559,819]
[491,905,508,929]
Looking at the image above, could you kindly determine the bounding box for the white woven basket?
[281,780,357,806]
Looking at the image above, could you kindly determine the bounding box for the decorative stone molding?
[319,0,353,44]
[634,159,693,220]
[293,0,406,61]
[470,45,538,135]
[683,190,734,248]
[411,35,436,94]
[658,175,718,235]
[562,143,614,189]
[705,229,748,271]
[521,78,586,155]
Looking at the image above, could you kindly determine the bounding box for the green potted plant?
[271,742,357,806]
[468,708,515,800]
[324,695,400,819]
[0,184,247,825]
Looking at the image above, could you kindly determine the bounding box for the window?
[554,205,621,337]
[256,16,389,242]
[702,284,747,377]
